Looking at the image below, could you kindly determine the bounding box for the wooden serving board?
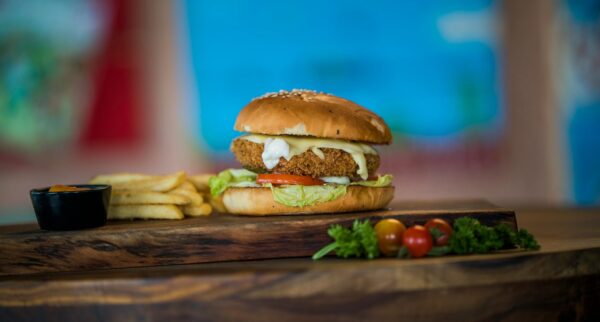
[0,200,516,276]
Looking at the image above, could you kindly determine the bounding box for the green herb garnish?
[312,219,379,260]
[448,218,540,254]
[515,228,540,250]
[312,217,539,261]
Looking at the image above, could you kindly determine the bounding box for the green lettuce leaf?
[271,184,347,207]
[209,170,392,206]
[209,169,258,197]
[350,174,393,187]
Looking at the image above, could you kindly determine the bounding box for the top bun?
[234,90,392,144]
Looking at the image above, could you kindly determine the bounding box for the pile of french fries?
[90,172,218,220]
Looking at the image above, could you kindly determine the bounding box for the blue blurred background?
[0,0,599,223]
[184,0,502,156]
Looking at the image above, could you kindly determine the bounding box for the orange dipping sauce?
[48,185,90,192]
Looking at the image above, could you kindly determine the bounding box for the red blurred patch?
[79,0,143,148]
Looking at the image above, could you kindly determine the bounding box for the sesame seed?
[252,89,330,101]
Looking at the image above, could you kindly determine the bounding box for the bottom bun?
[222,185,394,216]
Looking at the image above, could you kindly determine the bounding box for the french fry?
[169,181,203,204]
[188,174,212,193]
[189,174,224,212]
[178,181,197,192]
[91,172,186,192]
[182,203,212,217]
[111,191,191,205]
[95,171,220,220]
[171,189,203,206]
[109,205,184,220]
[209,195,227,214]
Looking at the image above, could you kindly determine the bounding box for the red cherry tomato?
[402,225,433,258]
[424,218,453,246]
[374,219,406,257]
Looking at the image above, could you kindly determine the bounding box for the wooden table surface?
[1,207,599,322]
[0,200,516,276]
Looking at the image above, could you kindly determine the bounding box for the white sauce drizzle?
[320,176,351,184]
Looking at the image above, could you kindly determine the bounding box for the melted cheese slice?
[240,134,377,180]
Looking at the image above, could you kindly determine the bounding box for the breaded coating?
[231,139,380,178]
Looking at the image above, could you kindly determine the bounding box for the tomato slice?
[256,174,324,186]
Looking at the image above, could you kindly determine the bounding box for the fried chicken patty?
[231,138,380,178]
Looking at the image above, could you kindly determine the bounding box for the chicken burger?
[209,89,394,215]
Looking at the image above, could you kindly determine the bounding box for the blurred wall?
[0,0,598,224]
[0,0,208,223]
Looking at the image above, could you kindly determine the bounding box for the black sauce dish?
[30,185,111,231]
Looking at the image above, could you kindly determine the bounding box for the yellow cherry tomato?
[374,218,406,257]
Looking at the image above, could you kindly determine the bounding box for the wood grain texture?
[2,276,597,322]
[0,200,516,276]
[0,208,599,321]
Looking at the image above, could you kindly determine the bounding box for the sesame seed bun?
[222,185,394,216]
[234,90,392,144]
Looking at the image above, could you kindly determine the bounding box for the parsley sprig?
[446,217,540,255]
[312,219,379,260]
